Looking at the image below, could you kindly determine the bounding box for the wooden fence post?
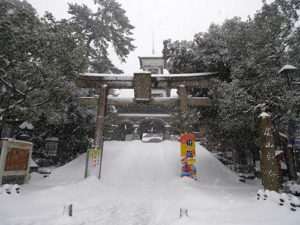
[63,204,73,217]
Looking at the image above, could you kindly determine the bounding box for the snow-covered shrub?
[283,179,300,196]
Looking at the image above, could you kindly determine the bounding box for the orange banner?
[181,134,197,180]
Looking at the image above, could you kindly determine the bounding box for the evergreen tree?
[163,0,300,166]
[67,0,135,73]
[0,0,88,129]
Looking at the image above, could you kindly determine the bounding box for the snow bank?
[1,141,299,225]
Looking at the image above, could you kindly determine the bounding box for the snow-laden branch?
[0,78,25,97]
[29,98,50,108]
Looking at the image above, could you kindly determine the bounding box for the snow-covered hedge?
[257,189,300,211]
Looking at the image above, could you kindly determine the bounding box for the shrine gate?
[76,71,216,178]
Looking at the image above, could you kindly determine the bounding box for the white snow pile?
[283,180,300,196]
[0,140,300,225]
[258,112,270,118]
[19,122,34,130]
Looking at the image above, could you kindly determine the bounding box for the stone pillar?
[177,85,189,133]
[258,113,279,192]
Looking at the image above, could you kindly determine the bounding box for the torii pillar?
[178,85,189,133]
[94,85,108,150]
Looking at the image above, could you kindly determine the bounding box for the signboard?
[180,134,197,180]
[0,139,33,184]
[45,141,58,156]
[5,148,29,171]
[133,73,151,103]
[84,149,102,179]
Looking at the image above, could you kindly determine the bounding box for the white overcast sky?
[27,0,268,74]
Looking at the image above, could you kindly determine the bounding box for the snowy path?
[1,141,299,225]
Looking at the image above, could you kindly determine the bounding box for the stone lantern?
[278,65,300,85]
[44,137,59,156]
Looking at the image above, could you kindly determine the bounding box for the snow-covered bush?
[283,179,300,196]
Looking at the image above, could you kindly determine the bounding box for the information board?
[0,139,33,184]
[84,149,102,179]
[180,134,197,180]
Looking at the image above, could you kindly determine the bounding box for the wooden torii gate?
[76,72,216,178]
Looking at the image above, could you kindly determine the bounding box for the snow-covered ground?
[1,141,299,225]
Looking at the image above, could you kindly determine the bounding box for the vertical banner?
[85,149,101,179]
[180,134,197,180]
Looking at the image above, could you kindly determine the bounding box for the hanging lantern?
[278,65,300,85]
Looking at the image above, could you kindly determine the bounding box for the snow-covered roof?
[278,65,298,74]
[19,121,34,130]
[45,137,59,142]
[275,150,283,157]
[152,72,217,78]
[30,157,38,168]
[118,113,171,118]
[138,55,163,58]
[82,73,133,80]
[258,112,270,118]
[81,72,216,79]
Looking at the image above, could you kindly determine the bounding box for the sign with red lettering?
[85,149,101,179]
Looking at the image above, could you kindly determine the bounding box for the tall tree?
[163,0,300,165]
[0,0,88,130]
[67,0,135,73]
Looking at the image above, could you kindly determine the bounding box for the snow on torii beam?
[78,96,211,107]
[75,72,217,89]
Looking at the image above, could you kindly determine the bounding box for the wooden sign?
[4,148,29,171]
[84,149,102,179]
[45,139,59,156]
[0,139,33,184]
[133,72,151,103]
